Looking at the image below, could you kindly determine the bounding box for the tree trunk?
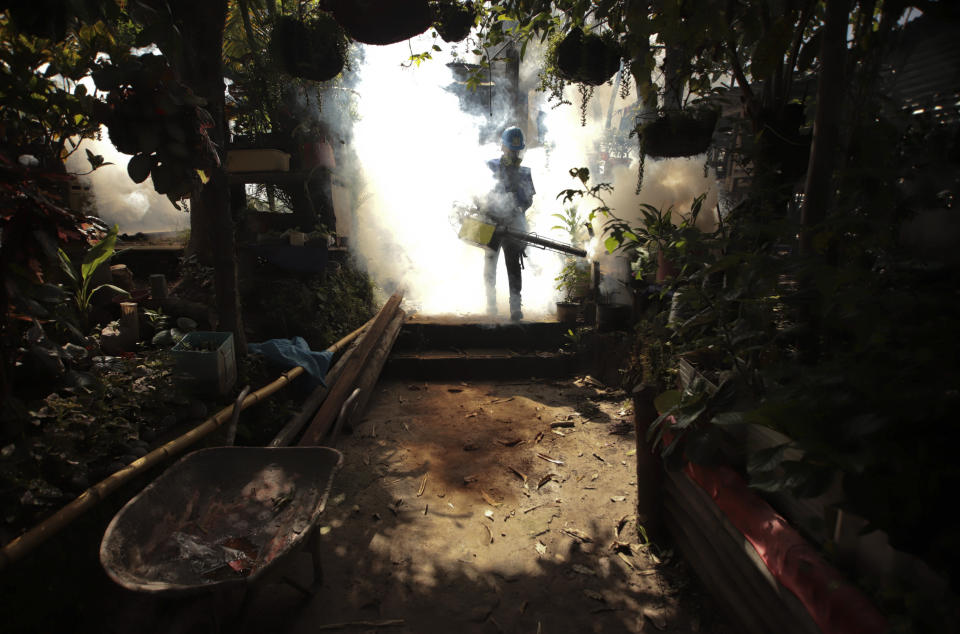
[166,0,246,352]
[633,385,663,541]
[799,0,851,255]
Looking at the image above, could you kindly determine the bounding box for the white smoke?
[349,36,575,317]
[348,35,720,315]
[63,128,188,234]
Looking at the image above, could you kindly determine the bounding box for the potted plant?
[431,1,477,43]
[329,0,433,45]
[549,27,623,86]
[555,259,589,324]
[639,106,719,159]
[268,12,348,83]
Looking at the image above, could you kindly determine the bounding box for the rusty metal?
[99,446,342,596]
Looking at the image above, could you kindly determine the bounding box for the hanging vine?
[578,83,594,126]
[619,67,632,100]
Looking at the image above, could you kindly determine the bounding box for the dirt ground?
[232,376,733,634]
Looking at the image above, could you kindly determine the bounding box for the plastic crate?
[171,331,237,395]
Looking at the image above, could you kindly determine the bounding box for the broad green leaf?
[80,225,119,282]
[604,236,620,253]
[746,442,791,474]
[654,389,681,415]
[57,249,79,286]
[90,283,130,298]
[710,412,745,426]
[674,404,707,430]
[127,153,155,184]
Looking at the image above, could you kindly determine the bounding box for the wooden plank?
[298,292,403,446]
[336,308,406,437]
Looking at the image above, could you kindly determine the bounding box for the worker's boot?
[509,294,522,321]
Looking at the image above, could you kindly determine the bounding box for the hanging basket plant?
[550,27,623,86]
[431,1,477,43]
[640,108,719,159]
[329,0,433,45]
[269,12,348,82]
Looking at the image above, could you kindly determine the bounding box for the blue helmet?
[501,126,525,151]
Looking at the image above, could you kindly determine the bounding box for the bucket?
[556,302,579,325]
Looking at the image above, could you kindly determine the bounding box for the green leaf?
[654,389,681,415]
[127,153,155,184]
[747,443,791,474]
[80,225,120,283]
[89,283,130,298]
[604,236,620,253]
[57,249,79,286]
[684,427,726,465]
[710,412,745,426]
[673,404,707,430]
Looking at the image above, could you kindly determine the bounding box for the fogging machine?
[458,216,587,258]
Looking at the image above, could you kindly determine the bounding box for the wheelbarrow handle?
[225,385,251,446]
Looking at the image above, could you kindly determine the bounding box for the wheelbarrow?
[99,445,343,629]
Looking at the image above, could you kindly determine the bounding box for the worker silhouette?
[483,126,536,321]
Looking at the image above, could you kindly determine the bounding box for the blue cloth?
[247,337,332,390]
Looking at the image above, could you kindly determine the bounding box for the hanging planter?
[329,0,433,45]
[640,108,719,159]
[550,27,623,86]
[431,1,477,43]
[269,13,348,82]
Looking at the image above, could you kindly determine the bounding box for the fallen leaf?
[417,473,428,497]
[463,474,479,484]
[551,429,566,437]
[481,489,502,507]
[536,453,564,465]
[507,465,528,483]
[561,527,592,543]
[572,564,596,576]
[534,431,544,443]
[484,510,495,521]
[583,589,605,602]
[535,541,547,555]
[611,495,627,502]
[537,473,558,490]
[480,522,493,543]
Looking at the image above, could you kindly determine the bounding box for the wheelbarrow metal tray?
[100,446,343,596]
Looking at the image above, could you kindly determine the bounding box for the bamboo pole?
[268,336,361,447]
[299,292,403,446]
[0,365,305,572]
[340,308,406,435]
[326,315,375,356]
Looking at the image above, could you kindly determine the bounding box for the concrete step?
[383,348,577,380]
[394,314,571,352]
[384,315,577,379]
